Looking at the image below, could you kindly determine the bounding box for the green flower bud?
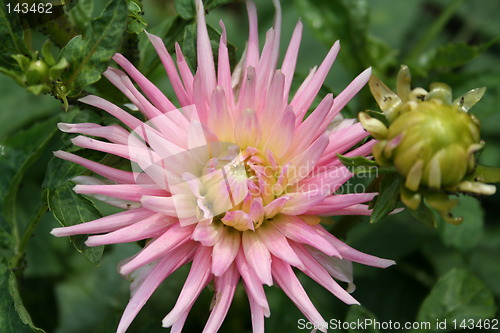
[368,66,485,192]
[362,65,496,224]
[388,101,478,190]
[26,60,49,86]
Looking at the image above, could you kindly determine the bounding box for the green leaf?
[204,0,234,11]
[127,0,147,34]
[370,173,403,223]
[41,40,56,67]
[8,270,45,332]
[470,241,500,297]
[364,110,389,126]
[0,117,58,238]
[47,182,104,264]
[421,238,466,278]
[409,201,438,228]
[420,38,500,72]
[436,196,484,252]
[337,154,378,168]
[0,0,30,71]
[337,154,379,175]
[471,165,500,183]
[293,0,396,73]
[44,110,106,263]
[175,0,234,19]
[68,0,93,34]
[60,0,128,97]
[182,22,197,71]
[175,0,196,20]
[415,269,496,332]
[0,261,48,332]
[345,305,380,333]
[55,244,137,332]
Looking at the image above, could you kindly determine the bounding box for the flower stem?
[10,203,48,272]
[405,0,464,65]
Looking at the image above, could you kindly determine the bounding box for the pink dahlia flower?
[51,0,395,332]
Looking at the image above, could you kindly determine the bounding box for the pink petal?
[50,208,153,237]
[57,122,129,144]
[313,225,396,268]
[147,32,190,106]
[175,43,194,98]
[245,284,267,333]
[53,150,136,184]
[286,133,329,185]
[270,214,340,258]
[237,65,257,113]
[281,21,302,102]
[78,95,145,132]
[235,250,270,310]
[293,165,352,196]
[70,136,131,161]
[119,223,196,275]
[256,223,304,269]
[222,210,254,232]
[85,214,175,246]
[291,94,334,153]
[305,193,377,215]
[113,53,177,112]
[196,0,216,108]
[290,242,359,305]
[192,71,209,122]
[280,191,327,216]
[103,67,142,107]
[192,219,223,246]
[116,242,197,333]
[343,139,376,158]
[270,0,282,75]
[74,184,166,202]
[217,21,234,109]
[329,67,371,117]
[291,41,340,124]
[202,263,239,333]
[326,204,373,216]
[212,229,241,276]
[255,28,276,111]
[140,195,178,216]
[242,231,273,286]
[263,196,290,218]
[244,0,259,71]
[271,257,326,332]
[262,70,285,126]
[170,308,192,333]
[118,73,168,122]
[249,197,265,226]
[320,123,369,165]
[307,247,356,291]
[264,106,295,159]
[162,245,213,328]
[234,107,261,148]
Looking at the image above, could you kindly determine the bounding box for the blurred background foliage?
[0,0,499,332]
